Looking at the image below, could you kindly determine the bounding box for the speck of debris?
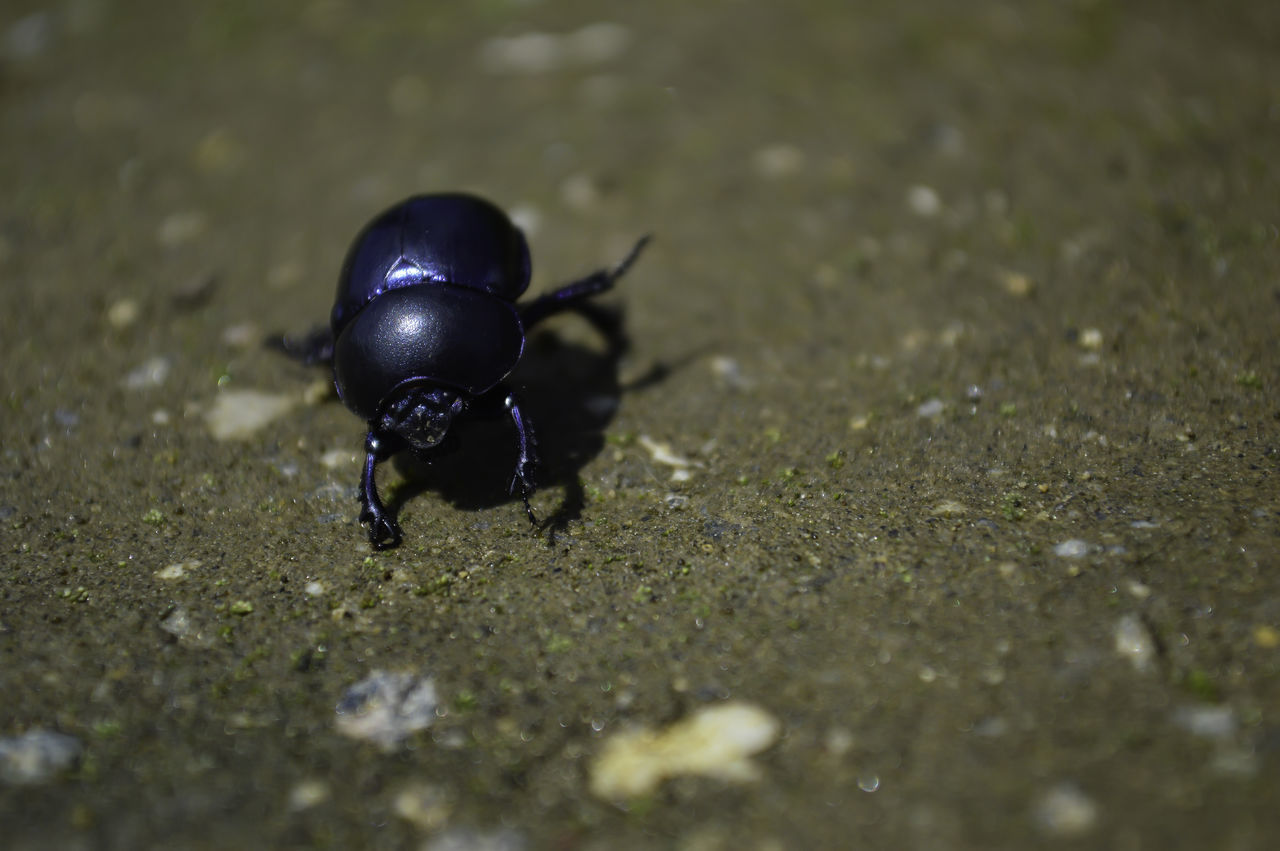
[1032,782,1099,837]
[122,356,172,390]
[335,670,439,751]
[588,702,780,799]
[204,389,298,441]
[1053,539,1089,558]
[0,729,83,786]
[304,581,326,597]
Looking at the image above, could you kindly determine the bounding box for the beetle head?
[380,385,465,451]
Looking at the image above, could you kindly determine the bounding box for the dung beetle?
[278,193,649,549]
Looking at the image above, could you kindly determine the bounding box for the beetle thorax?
[379,386,465,451]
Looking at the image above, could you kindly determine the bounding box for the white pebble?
[916,398,945,418]
[106,298,140,329]
[1172,705,1237,741]
[156,210,208,248]
[155,560,200,580]
[288,779,330,811]
[1113,614,1156,672]
[122,356,171,390]
[1053,539,1089,558]
[1032,782,1098,837]
[335,670,438,751]
[0,729,82,785]
[906,185,941,217]
[752,144,804,178]
[204,389,298,441]
[1078,328,1103,349]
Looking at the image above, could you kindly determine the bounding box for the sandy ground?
[1,1,1277,848]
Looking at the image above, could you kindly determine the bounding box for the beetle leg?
[520,235,651,329]
[266,326,335,366]
[359,430,403,549]
[502,390,539,526]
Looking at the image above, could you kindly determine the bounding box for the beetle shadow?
[387,303,664,537]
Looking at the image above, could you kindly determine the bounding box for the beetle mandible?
[279,193,649,549]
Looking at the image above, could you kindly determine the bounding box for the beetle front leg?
[359,430,403,549]
[502,390,540,526]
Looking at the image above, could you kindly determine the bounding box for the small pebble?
[1053,539,1089,558]
[916,398,945,418]
[106,298,140,329]
[155,560,200,580]
[999,270,1033,297]
[423,828,526,851]
[0,729,83,785]
[1172,705,1236,741]
[559,172,599,211]
[710,356,753,390]
[156,211,208,248]
[204,389,298,441]
[288,779,330,811]
[122,356,171,390]
[752,144,804,178]
[320,448,357,469]
[1032,782,1098,837]
[221,322,259,348]
[906,185,941,217]
[335,670,438,751]
[479,23,629,75]
[393,782,452,831]
[638,435,696,481]
[1078,328,1103,349]
[3,13,53,62]
[1113,614,1156,672]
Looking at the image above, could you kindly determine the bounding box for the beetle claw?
[361,505,403,550]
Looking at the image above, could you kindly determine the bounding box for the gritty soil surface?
[1,1,1278,849]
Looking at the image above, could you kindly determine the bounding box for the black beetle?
[278,193,649,549]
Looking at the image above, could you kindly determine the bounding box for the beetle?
[278,193,649,549]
